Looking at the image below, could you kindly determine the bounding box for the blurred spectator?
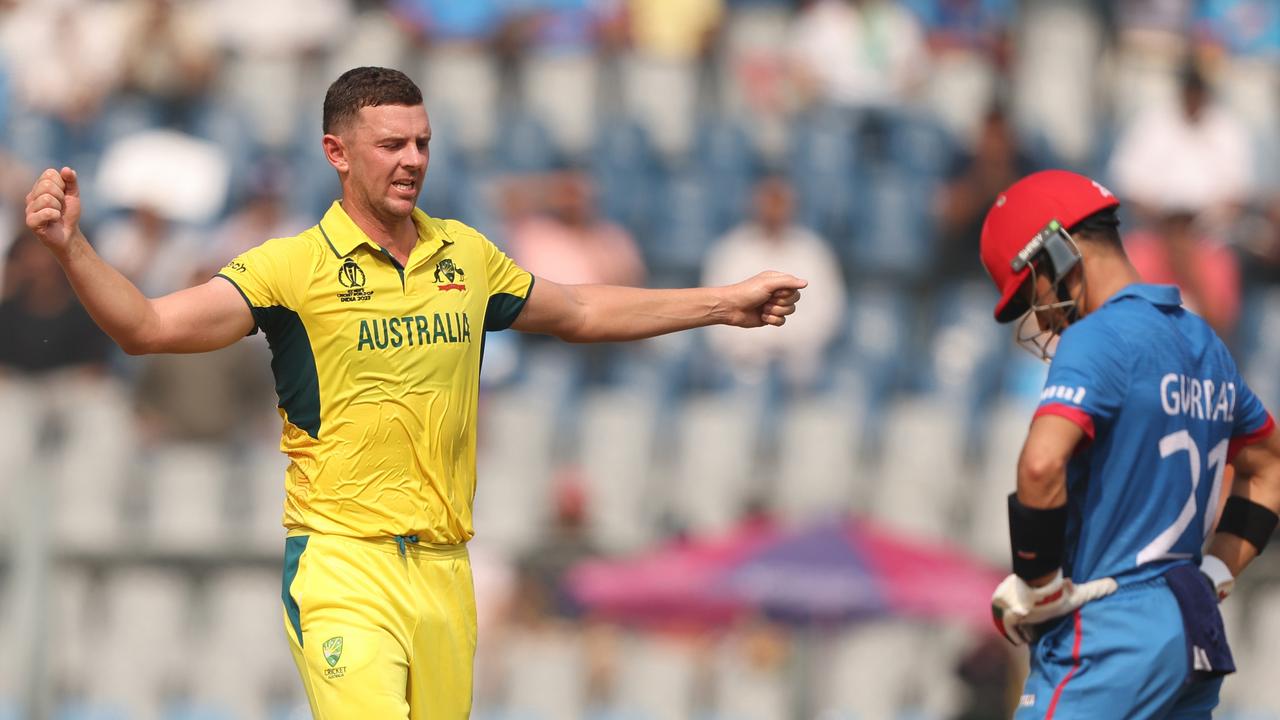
[701,175,845,389]
[1108,61,1253,229]
[508,169,646,287]
[211,0,353,149]
[95,205,203,297]
[1194,0,1280,190]
[0,0,127,165]
[901,0,1013,141]
[620,0,725,158]
[514,473,602,621]
[935,105,1035,280]
[117,0,220,129]
[394,0,510,154]
[1107,0,1196,124]
[787,0,929,112]
[131,265,275,446]
[207,161,310,266]
[513,0,623,159]
[1009,0,1104,167]
[1124,208,1242,340]
[1235,193,1280,288]
[0,233,111,377]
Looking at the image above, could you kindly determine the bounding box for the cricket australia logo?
[322,636,346,679]
[434,258,466,292]
[337,258,374,303]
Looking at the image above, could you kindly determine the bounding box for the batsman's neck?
[1077,249,1142,318]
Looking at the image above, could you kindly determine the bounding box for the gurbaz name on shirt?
[1160,372,1237,422]
[356,312,473,351]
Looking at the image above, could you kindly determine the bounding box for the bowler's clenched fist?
[723,270,807,328]
[25,167,82,253]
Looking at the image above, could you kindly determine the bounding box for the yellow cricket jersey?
[216,201,533,543]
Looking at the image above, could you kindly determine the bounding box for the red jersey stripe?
[1034,403,1096,441]
[1045,609,1083,720]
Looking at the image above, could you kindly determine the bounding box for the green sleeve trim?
[282,535,309,647]
[485,275,534,332]
[213,273,259,336]
[255,305,322,439]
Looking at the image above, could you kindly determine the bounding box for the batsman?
[980,170,1280,718]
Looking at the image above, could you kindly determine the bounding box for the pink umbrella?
[567,515,1003,633]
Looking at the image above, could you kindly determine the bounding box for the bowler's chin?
[382,195,419,218]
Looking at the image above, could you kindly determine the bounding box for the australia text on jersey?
[1160,373,1237,422]
[356,312,473,351]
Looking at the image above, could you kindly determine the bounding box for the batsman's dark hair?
[323,67,423,135]
[1068,206,1123,249]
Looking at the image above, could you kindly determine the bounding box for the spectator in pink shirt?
[508,168,647,288]
[1125,208,1241,340]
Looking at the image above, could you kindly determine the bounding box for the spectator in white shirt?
[702,175,846,390]
[1108,62,1253,229]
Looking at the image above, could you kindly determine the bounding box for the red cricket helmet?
[980,170,1120,323]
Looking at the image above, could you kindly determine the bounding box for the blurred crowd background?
[4,0,1280,718]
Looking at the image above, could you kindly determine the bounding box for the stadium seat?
[473,368,560,555]
[619,54,699,160]
[577,388,661,553]
[492,112,560,175]
[645,170,719,287]
[521,52,599,160]
[1233,585,1280,714]
[814,621,926,720]
[670,385,762,537]
[233,443,292,556]
[50,378,137,554]
[884,110,956,182]
[868,396,968,543]
[143,443,231,553]
[771,396,862,523]
[189,569,300,720]
[591,117,662,242]
[850,168,935,282]
[691,115,760,235]
[611,633,697,720]
[1010,0,1104,167]
[709,626,789,720]
[499,629,586,720]
[84,570,194,719]
[418,46,500,156]
[786,108,860,251]
[839,285,912,454]
[966,399,1035,563]
[48,569,97,704]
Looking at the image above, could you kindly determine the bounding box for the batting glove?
[991,570,1118,646]
[1199,555,1235,602]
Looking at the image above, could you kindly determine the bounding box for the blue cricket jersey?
[1034,284,1274,585]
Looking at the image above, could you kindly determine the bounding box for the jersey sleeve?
[1032,321,1131,441]
[214,238,303,334]
[481,236,534,332]
[1229,374,1275,460]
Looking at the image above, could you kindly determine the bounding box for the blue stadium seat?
[786,108,860,248]
[53,702,128,720]
[851,168,936,281]
[493,111,559,174]
[591,116,662,240]
[691,114,759,234]
[645,170,718,287]
[884,109,956,181]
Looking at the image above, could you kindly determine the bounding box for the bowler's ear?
[323,134,348,174]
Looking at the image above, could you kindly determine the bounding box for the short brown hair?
[323,67,423,135]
